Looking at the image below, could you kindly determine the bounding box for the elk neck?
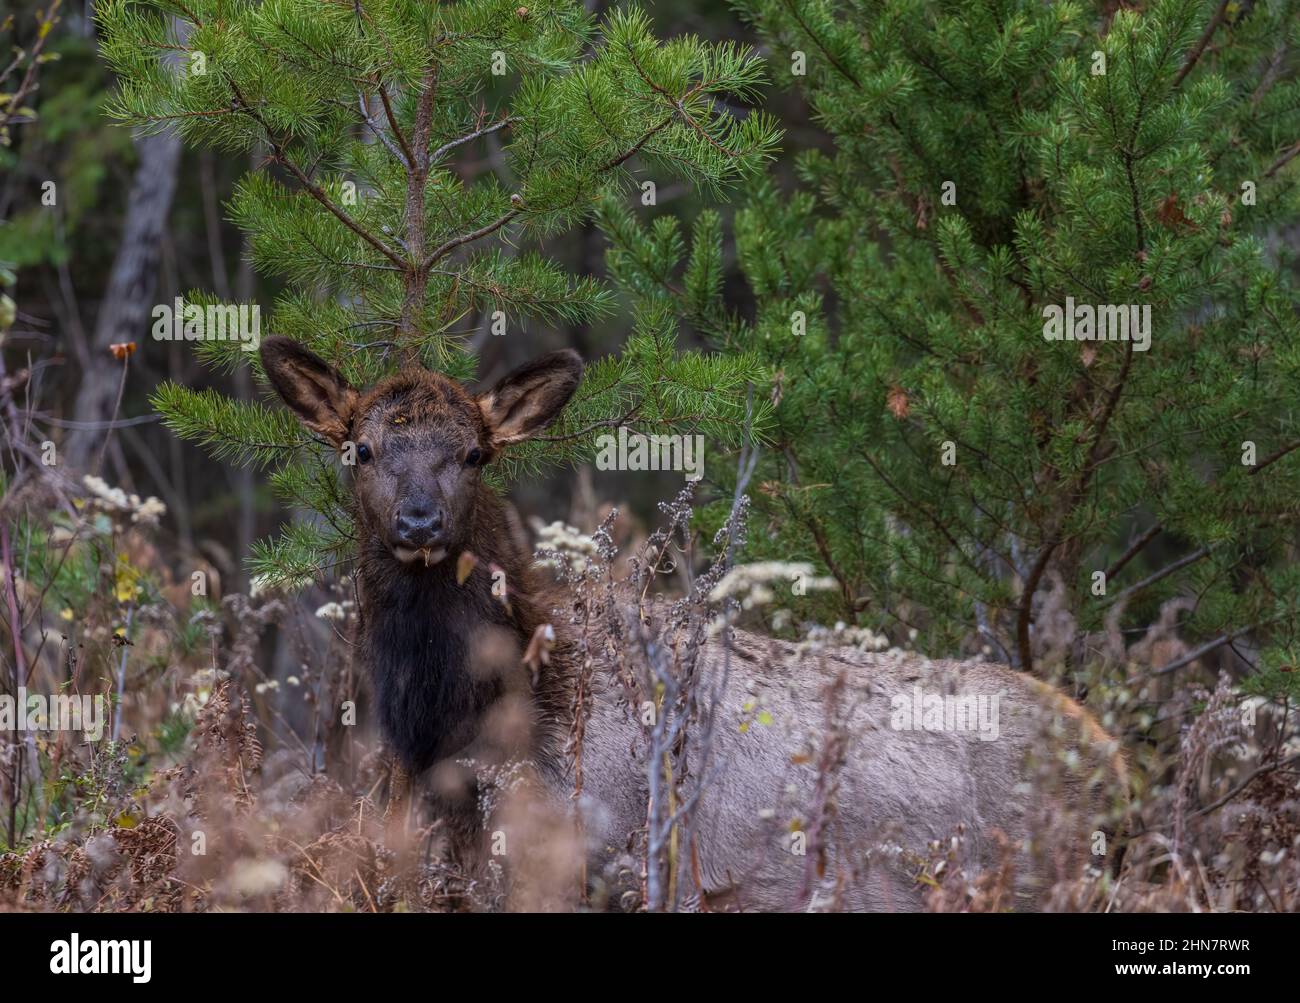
[354,483,571,774]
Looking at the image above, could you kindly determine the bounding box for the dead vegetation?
[0,475,1297,913]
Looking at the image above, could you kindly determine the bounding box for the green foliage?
[248,510,351,589]
[155,708,195,759]
[0,1,130,271]
[100,0,780,589]
[494,301,774,478]
[152,381,309,468]
[607,0,1300,692]
[7,506,107,619]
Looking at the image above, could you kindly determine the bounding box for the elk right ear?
[477,349,583,448]
[259,336,357,446]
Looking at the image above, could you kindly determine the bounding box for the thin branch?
[1105,524,1163,580]
[422,210,519,268]
[1264,139,1300,179]
[353,93,409,169]
[1107,545,1213,610]
[377,81,416,168]
[600,113,675,172]
[226,77,405,269]
[1192,752,1300,816]
[0,0,64,139]
[779,0,861,90]
[429,116,516,165]
[1172,0,1231,89]
[1153,619,1274,677]
[1248,436,1300,475]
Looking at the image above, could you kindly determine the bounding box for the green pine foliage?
[604,0,1300,684]
[97,0,779,588]
[0,2,129,275]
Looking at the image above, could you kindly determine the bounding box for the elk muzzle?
[393,499,449,566]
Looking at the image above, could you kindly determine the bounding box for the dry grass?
[1,478,1297,913]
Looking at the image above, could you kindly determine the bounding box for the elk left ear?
[477,349,583,447]
[260,336,358,447]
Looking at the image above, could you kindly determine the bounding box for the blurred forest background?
[1,0,787,585]
[2,0,1300,911]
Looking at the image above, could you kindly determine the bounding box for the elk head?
[259,337,582,567]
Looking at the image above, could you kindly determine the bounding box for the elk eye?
[465,447,483,467]
[356,443,372,465]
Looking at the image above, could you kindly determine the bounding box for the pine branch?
[226,76,406,269]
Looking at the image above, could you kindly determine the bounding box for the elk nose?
[394,504,445,548]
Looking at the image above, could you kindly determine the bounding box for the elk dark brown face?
[347,377,490,566]
[259,337,583,567]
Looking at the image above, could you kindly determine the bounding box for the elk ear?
[259,336,358,446]
[477,349,583,448]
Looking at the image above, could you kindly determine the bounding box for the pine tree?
[602,0,1300,689]
[97,0,779,588]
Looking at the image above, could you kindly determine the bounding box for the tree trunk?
[63,129,182,472]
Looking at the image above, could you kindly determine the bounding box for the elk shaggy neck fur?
[356,486,571,778]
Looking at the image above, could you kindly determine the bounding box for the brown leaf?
[1080,343,1097,368]
[886,385,910,420]
[523,623,555,687]
[456,550,479,585]
[1154,193,1196,231]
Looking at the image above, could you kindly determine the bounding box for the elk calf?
[261,337,1128,910]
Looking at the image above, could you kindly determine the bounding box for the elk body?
[261,337,1128,911]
